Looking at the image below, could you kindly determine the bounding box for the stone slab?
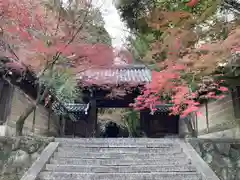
[176,139,220,180]
[54,151,183,159]
[20,142,59,180]
[56,147,182,155]
[45,164,197,173]
[39,172,201,180]
[57,146,180,153]
[50,157,191,166]
[58,143,178,148]
[55,138,179,143]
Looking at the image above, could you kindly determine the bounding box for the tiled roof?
[155,104,173,113]
[64,103,90,113]
[52,101,89,121]
[76,65,152,84]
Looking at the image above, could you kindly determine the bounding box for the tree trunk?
[31,108,36,132]
[16,105,36,136]
[205,101,209,133]
[15,86,49,136]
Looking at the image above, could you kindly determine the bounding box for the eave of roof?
[76,64,152,85]
[152,104,174,114]
[51,101,90,121]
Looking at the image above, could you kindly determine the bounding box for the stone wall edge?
[176,139,220,180]
[20,142,59,180]
[187,138,240,143]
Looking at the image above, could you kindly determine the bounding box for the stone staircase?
[36,138,219,180]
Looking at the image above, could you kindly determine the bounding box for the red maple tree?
[0,0,116,135]
[131,4,240,118]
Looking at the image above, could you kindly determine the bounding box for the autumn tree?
[117,0,240,116]
[0,0,114,135]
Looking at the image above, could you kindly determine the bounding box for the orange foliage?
[144,6,240,75]
[181,26,240,75]
[146,10,193,31]
[133,5,239,116]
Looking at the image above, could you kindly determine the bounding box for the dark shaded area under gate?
[140,111,179,137]
[63,106,180,138]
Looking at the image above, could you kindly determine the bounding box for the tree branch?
[39,4,91,78]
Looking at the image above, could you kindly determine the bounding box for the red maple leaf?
[186,0,199,7]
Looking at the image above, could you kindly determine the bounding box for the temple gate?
[51,65,182,137]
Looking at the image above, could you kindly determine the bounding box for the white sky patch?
[91,0,129,48]
[62,0,129,48]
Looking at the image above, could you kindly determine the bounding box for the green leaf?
[39,58,80,102]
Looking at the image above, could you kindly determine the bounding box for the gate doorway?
[97,108,130,138]
[102,122,120,137]
[140,111,179,138]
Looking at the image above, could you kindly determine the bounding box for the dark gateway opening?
[102,122,120,137]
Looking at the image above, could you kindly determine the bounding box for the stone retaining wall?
[0,135,54,180]
[189,138,240,180]
[6,89,59,136]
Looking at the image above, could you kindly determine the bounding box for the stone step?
[55,138,178,144]
[39,172,202,180]
[50,157,191,166]
[58,144,178,151]
[59,143,178,148]
[39,177,200,180]
[54,151,184,159]
[45,164,197,173]
[57,147,182,154]
[57,140,179,148]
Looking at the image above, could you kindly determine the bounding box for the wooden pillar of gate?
[140,111,151,137]
[87,99,97,137]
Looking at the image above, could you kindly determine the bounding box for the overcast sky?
[61,0,128,47]
[91,0,129,48]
